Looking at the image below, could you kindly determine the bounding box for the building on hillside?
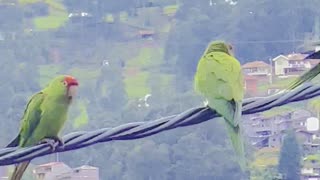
[244,75,259,97]
[309,59,320,68]
[242,61,272,97]
[33,162,99,180]
[244,109,316,149]
[72,165,100,180]
[273,53,308,76]
[301,156,320,180]
[0,166,8,179]
[242,61,271,77]
[273,53,320,77]
[33,162,73,180]
[0,1,15,7]
[301,167,320,180]
[139,29,155,39]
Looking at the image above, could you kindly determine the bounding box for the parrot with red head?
[7,75,79,180]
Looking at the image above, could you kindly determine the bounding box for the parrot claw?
[50,136,64,147]
[39,138,59,152]
[39,136,64,152]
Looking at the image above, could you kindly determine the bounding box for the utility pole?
[313,16,320,51]
[55,153,59,162]
[269,58,273,84]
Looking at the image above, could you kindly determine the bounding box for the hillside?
[0,0,319,179]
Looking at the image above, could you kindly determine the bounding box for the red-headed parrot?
[7,75,79,180]
[194,41,246,170]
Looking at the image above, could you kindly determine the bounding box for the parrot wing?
[195,52,244,125]
[7,92,45,147]
[18,92,45,147]
[8,92,45,180]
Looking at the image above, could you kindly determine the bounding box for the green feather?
[9,75,76,180]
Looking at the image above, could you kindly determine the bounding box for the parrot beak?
[228,44,235,56]
[65,76,79,86]
[64,76,79,100]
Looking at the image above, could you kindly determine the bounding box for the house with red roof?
[242,61,271,97]
[242,60,271,77]
[273,53,320,77]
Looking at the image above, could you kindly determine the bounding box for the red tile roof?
[242,61,270,68]
[286,53,308,61]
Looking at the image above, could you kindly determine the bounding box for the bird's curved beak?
[65,76,79,87]
[64,76,79,100]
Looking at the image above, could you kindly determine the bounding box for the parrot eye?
[63,81,68,86]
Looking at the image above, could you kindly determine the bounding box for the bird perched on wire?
[7,75,79,180]
[194,40,246,170]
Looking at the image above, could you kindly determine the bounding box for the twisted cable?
[0,83,319,166]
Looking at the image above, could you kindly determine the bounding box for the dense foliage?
[0,0,318,179]
[278,131,301,180]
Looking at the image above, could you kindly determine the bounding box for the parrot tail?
[10,161,30,180]
[224,120,246,171]
[208,99,246,170]
[227,100,246,171]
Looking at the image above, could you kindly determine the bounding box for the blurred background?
[1,0,320,179]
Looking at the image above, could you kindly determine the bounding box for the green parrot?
[7,75,79,180]
[194,41,246,170]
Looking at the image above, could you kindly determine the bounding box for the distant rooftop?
[242,61,270,68]
[286,53,308,61]
[272,53,309,61]
[37,162,64,167]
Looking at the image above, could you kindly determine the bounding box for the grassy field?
[67,67,101,81]
[33,14,68,30]
[38,64,101,87]
[163,4,179,16]
[127,47,164,68]
[253,147,279,166]
[19,0,68,30]
[124,71,151,99]
[123,45,166,99]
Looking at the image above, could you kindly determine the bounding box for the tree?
[278,131,301,180]
[308,98,320,119]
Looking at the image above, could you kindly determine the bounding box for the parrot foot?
[45,136,64,147]
[39,137,64,152]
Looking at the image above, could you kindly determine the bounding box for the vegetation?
[278,131,301,180]
[0,0,319,179]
